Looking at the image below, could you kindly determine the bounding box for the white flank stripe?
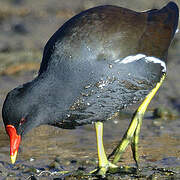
[117,54,166,72]
[114,59,120,63]
[175,28,179,34]
[145,56,166,72]
[120,54,146,64]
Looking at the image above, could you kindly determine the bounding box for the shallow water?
[0,0,180,179]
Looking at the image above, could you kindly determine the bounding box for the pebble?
[153,107,177,120]
[12,23,28,34]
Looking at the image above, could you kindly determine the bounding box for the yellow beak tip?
[10,150,17,164]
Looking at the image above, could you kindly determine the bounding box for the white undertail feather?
[117,54,166,73]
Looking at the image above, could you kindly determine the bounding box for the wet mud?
[0,0,179,179]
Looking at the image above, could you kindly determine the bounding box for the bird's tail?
[148,1,179,38]
[161,1,179,37]
[144,2,179,61]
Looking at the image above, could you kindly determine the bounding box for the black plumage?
[2,1,179,168]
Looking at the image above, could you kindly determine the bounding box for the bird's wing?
[53,54,166,128]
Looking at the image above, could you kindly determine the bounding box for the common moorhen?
[2,1,179,176]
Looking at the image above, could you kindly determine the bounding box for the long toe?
[90,161,118,177]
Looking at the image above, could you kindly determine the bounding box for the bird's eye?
[20,117,26,125]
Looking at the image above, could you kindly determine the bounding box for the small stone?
[54,156,61,163]
[28,175,38,180]
[24,167,39,174]
[49,161,60,169]
[12,23,28,34]
[64,160,70,166]
[153,107,177,120]
[70,159,77,164]
[30,157,35,162]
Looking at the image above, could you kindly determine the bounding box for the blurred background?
[0,0,179,179]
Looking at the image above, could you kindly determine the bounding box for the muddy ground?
[0,0,180,179]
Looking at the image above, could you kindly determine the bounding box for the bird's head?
[2,83,42,164]
[2,77,65,164]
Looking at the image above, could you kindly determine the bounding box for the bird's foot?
[90,163,136,177]
[108,165,137,174]
[90,161,118,177]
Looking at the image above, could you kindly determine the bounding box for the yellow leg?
[108,112,139,162]
[95,122,109,169]
[131,112,143,167]
[109,74,166,165]
[92,122,117,176]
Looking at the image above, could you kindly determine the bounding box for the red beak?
[6,125,21,164]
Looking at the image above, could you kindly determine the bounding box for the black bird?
[2,1,179,176]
